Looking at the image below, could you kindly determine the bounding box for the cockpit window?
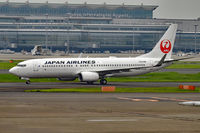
[17,64,26,67]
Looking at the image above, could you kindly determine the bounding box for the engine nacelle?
[57,77,76,81]
[79,72,99,82]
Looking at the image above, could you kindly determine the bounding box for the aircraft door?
[149,60,154,70]
[33,62,39,71]
[150,60,154,66]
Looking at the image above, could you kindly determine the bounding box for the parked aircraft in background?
[179,101,200,106]
[10,24,178,85]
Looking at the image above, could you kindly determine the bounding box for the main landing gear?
[100,78,107,85]
[86,78,107,85]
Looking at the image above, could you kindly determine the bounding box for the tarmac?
[0,82,200,92]
[0,92,200,133]
[0,81,200,132]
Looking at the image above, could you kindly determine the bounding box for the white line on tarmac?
[87,119,137,122]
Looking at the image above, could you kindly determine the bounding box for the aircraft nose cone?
[9,67,17,75]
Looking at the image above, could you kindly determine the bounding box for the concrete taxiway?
[0,92,200,133]
[0,82,200,92]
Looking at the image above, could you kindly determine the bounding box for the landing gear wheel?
[100,79,107,85]
[87,81,94,85]
[26,80,31,84]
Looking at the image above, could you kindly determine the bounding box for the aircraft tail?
[138,24,178,59]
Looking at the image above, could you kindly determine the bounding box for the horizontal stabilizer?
[164,56,195,63]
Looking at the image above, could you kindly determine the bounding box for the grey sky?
[2,0,200,19]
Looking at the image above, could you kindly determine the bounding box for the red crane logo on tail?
[160,39,171,53]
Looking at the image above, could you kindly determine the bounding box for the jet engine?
[79,72,99,82]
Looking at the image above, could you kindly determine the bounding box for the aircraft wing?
[95,55,194,76]
[95,66,152,76]
[95,54,167,76]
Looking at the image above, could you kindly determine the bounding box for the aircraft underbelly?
[29,69,75,78]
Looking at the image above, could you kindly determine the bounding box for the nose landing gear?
[26,80,31,84]
[20,77,31,85]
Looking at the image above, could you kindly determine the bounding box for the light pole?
[194,24,198,53]
[16,18,21,48]
[132,27,135,52]
[45,14,48,50]
[65,13,71,55]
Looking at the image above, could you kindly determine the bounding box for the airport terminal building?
[0,1,199,53]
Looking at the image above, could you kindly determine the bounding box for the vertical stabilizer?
[138,24,177,59]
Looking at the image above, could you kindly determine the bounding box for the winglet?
[155,54,167,67]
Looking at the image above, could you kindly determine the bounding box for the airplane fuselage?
[10,57,170,79]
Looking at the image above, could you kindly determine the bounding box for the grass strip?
[25,87,200,93]
[166,63,200,69]
[166,61,200,69]
[0,60,23,69]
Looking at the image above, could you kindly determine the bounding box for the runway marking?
[131,99,159,102]
[87,119,137,122]
[117,97,159,102]
[117,97,191,102]
[117,97,132,100]
[151,97,191,102]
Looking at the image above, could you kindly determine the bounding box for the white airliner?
[179,101,200,106]
[10,24,179,85]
